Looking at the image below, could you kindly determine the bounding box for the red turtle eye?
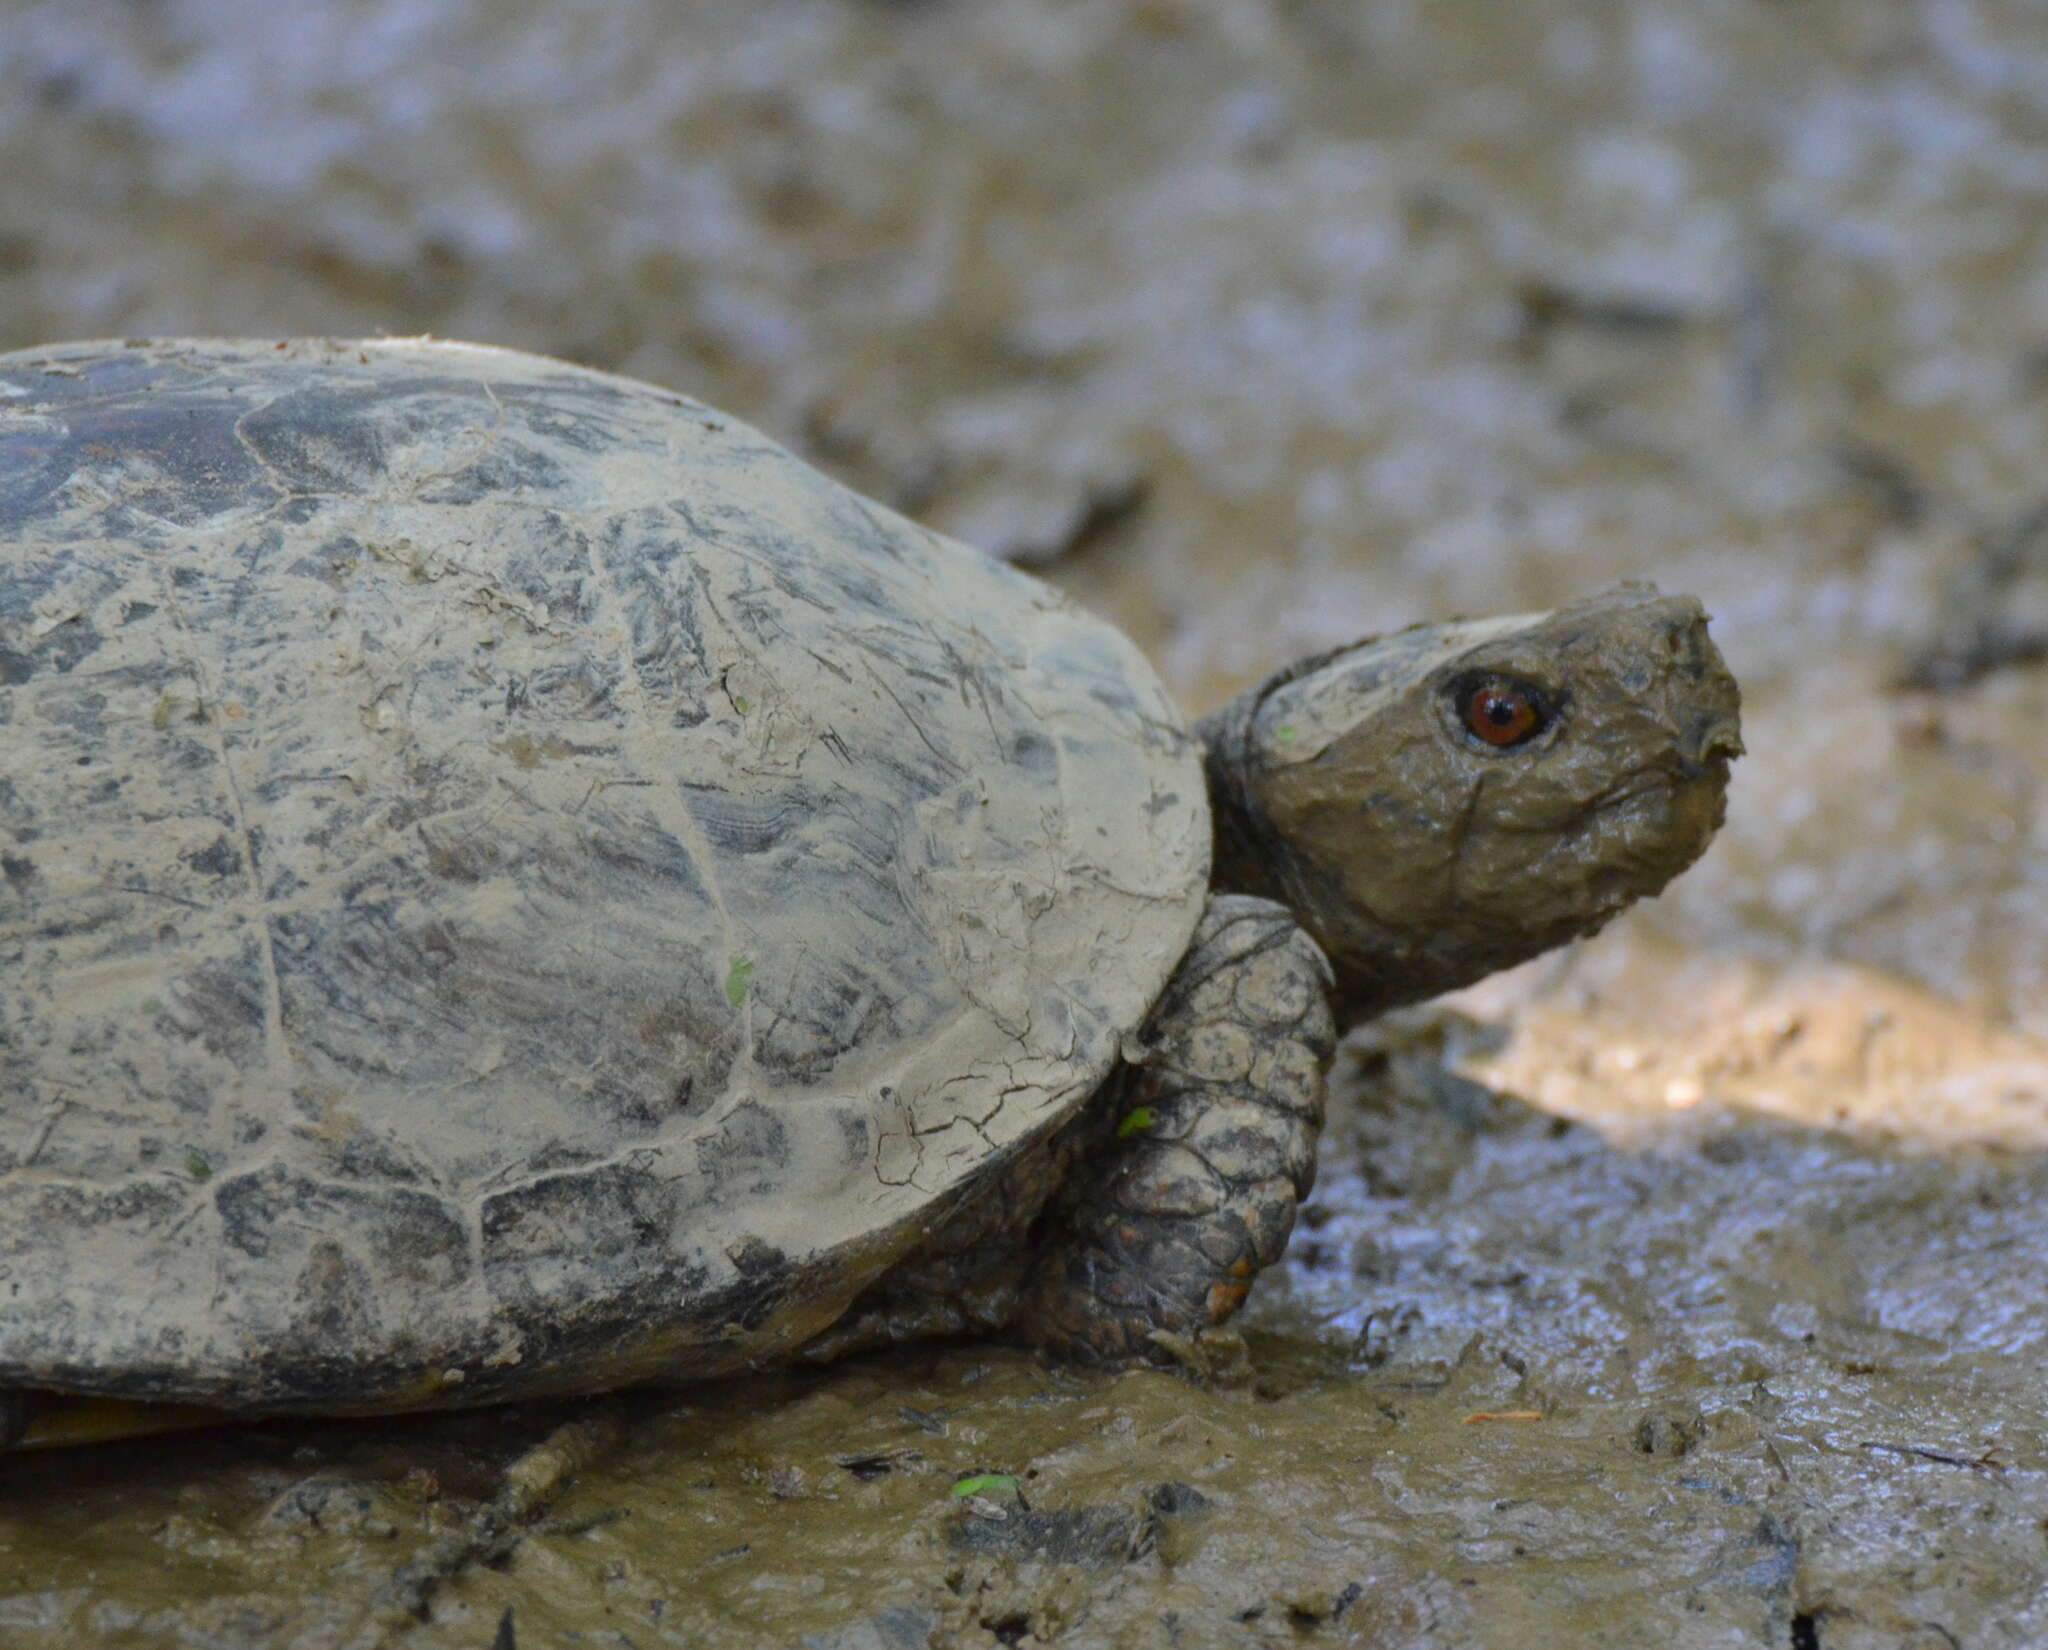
[1458,677,1550,748]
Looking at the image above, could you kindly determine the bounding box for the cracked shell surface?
[0,338,1209,1412]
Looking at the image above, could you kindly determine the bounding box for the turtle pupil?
[1453,674,1550,748]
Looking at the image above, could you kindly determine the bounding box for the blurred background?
[5,3,2048,1646]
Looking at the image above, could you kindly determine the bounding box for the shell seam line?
[155,564,292,1086]
[584,515,751,1084]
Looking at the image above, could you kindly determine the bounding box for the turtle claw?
[1144,1326,1254,1387]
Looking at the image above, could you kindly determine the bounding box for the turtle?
[0,337,1742,1447]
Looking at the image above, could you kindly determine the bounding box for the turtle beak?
[1680,712,1744,778]
[1662,604,1743,780]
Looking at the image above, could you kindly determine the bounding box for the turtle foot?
[1014,895,1335,1364]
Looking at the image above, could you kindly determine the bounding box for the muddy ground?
[4,0,2048,1645]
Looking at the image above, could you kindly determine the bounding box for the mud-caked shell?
[0,339,1209,1412]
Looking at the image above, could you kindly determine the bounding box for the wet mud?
[4,0,2048,1645]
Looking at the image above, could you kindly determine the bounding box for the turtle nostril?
[1662,620,1713,678]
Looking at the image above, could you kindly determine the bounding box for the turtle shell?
[0,339,1208,1411]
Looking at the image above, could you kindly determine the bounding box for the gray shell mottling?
[0,338,1208,1411]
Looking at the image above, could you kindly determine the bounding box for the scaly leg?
[1015,894,1335,1361]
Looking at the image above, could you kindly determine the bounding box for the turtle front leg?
[1015,894,1336,1362]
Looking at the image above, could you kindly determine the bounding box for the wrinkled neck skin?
[1199,641,1467,1028]
[1197,586,1743,1033]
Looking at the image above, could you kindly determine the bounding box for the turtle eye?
[1455,675,1551,749]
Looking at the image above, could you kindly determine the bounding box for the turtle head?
[1199,584,1742,1029]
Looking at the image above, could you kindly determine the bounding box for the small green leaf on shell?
[184,1149,212,1181]
[951,1473,1019,1499]
[725,954,754,1008]
[732,695,751,714]
[1273,724,1298,743]
[1116,1107,1157,1139]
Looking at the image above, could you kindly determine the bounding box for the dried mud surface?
[4,0,2048,1645]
